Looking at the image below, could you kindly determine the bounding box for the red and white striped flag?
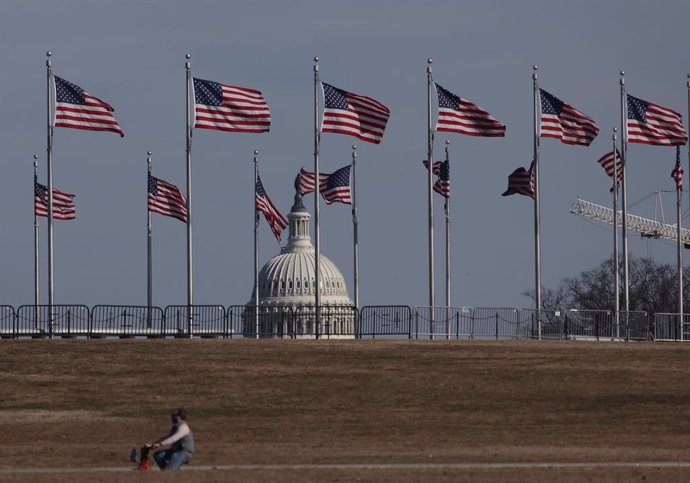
[434,83,506,137]
[321,83,390,144]
[298,167,330,196]
[148,174,188,223]
[596,151,623,193]
[193,78,270,133]
[256,174,288,241]
[34,177,76,220]
[502,162,535,199]
[54,76,124,137]
[539,89,598,146]
[627,94,687,146]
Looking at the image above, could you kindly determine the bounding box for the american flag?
[422,159,450,198]
[54,76,124,137]
[434,83,506,137]
[148,174,188,223]
[502,162,535,199]
[298,167,330,196]
[193,78,270,133]
[672,147,684,191]
[627,94,687,146]
[256,174,288,241]
[321,83,390,144]
[596,151,623,193]
[320,165,352,205]
[34,177,76,220]
[539,89,598,146]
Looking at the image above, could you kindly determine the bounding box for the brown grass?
[1,339,690,482]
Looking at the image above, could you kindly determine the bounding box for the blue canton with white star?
[148,174,158,196]
[256,176,267,197]
[627,95,648,123]
[439,160,450,181]
[326,165,351,189]
[194,78,224,106]
[55,76,86,105]
[539,89,564,115]
[323,83,349,109]
[435,84,460,110]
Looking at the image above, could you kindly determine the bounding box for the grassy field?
[1,339,690,482]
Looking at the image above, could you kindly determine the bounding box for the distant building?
[244,189,355,338]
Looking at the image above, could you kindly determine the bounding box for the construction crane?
[570,197,690,245]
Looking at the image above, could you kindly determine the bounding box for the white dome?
[248,194,353,308]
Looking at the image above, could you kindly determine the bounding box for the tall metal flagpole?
[313,56,322,338]
[444,140,451,340]
[185,54,194,338]
[444,140,451,309]
[46,51,55,339]
[33,154,40,328]
[352,145,359,311]
[612,129,620,338]
[533,65,542,339]
[676,145,683,340]
[620,71,630,322]
[254,150,260,339]
[427,59,436,316]
[146,151,153,327]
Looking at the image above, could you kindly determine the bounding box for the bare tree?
[525,256,688,314]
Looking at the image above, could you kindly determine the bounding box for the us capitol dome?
[244,183,355,338]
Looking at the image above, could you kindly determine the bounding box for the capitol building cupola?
[244,184,355,338]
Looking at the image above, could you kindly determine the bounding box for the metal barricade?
[468,308,523,340]
[358,306,412,339]
[412,306,473,339]
[564,309,614,340]
[163,305,227,338]
[16,305,90,338]
[619,311,651,341]
[91,305,164,338]
[519,309,564,339]
[234,305,295,339]
[653,313,690,341]
[0,305,16,338]
[291,305,357,339]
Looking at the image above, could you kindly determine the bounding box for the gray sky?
[2,0,689,309]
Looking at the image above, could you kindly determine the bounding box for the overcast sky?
[2,0,689,309]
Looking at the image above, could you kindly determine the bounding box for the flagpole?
[185,54,193,338]
[427,59,436,319]
[676,145,683,339]
[619,71,630,323]
[352,145,359,312]
[313,56,321,338]
[146,150,153,327]
[533,65,542,339]
[444,140,451,340]
[444,140,451,309]
[33,154,40,329]
[254,150,260,339]
[46,51,54,339]
[612,129,620,338]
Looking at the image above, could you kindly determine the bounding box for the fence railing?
[0,304,687,341]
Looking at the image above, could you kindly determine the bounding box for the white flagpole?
[533,65,542,339]
[185,54,194,338]
[676,146,683,339]
[352,145,359,311]
[313,56,322,338]
[254,150,260,339]
[46,51,54,339]
[147,151,153,327]
[427,59,436,317]
[620,71,630,322]
[33,154,40,329]
[612,129,620,338]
